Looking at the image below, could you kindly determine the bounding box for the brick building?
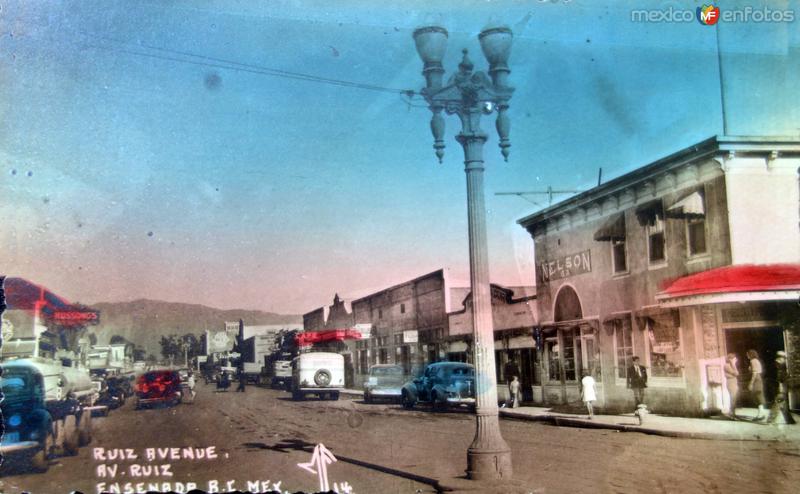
[518,136,800,415]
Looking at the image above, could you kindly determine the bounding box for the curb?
[499,410,794,441]
[340,389,795,442]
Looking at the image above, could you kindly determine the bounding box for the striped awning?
[593,213,626,242]
[667,191,705,218]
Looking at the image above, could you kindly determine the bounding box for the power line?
[76,30,416,96]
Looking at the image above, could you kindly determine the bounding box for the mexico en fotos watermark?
[631,5,795,24]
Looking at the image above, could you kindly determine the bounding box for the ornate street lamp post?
[412,25,514,480]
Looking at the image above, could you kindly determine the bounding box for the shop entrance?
[724,326,785,405]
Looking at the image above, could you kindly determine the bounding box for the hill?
[87,299,302,358]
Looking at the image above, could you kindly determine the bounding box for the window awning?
[656,264,800,307]
[593,213,626,242]
[635,200,664,226]
[667,191,705,219]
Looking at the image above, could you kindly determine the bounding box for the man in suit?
[627,356,648,406]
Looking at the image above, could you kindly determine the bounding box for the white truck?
[290,352,344,401]
[1,357,99,472]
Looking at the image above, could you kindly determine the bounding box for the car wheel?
[78,412,92,446]
[401,391,415,409]
[63,416,80,456]
[314,370,332,386]
[31,430,53,473]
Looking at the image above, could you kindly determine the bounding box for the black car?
[0,361,53,472]
[400,362,476,411]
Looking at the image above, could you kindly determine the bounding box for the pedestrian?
[626,356,648,407]
[723,353,739,418]
[219,371,230,391]
[508,375,520,408]
[746,349,767,420]
[236,368,246,392]
[767,351,796,425]
[581,371,597,419]
[187,371,196,401]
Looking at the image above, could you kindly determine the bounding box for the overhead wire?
[76,30,419,96]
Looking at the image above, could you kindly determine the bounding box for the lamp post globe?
[412,24,515,481]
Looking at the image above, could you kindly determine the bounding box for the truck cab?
[1,361,54,472]
[290,352,344,401]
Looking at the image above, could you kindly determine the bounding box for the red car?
[135,370,182,409]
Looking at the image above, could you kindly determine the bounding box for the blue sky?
[1,0,798,313]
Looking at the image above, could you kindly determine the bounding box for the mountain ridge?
[88,299,302,359]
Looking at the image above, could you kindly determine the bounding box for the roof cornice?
[517,135,800,229]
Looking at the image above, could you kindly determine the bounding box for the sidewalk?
[340,388,799,441]
[499,405,800,441]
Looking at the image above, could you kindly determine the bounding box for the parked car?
[272,360,293,390]
[363,364,406,404]
[91,377,116,411]
[290,352,344,401]
[134,370,182,409]
[0,362,53,472]
[401,362,476,411]
[97,375,131,409]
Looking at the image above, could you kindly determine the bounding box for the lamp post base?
[467,446,513,481]
[466,409,512,480]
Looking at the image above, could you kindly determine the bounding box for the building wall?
[351,270,447,371]
[326,295,354,329]
[533,163,731,325]
[303,308,326,332]
[448,286,536,337]
[725,154,800,264]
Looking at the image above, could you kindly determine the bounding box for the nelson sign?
[538,250,592,283]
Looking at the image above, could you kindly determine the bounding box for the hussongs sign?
[538,250,592,282]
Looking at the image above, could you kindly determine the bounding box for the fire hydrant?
[634,404,649,425]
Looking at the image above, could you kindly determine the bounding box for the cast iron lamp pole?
[412,25,514,480]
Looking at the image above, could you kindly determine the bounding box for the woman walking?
[746,349,767,420]
[581,371,597,420]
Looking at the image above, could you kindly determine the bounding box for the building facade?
[349,270,451,379]
[518,136,800,415]
[447,284,537,402]
[304,270,539,393]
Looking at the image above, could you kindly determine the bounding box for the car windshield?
[371,367,403,377]
[0,373,32,400]
[447,367,474,378]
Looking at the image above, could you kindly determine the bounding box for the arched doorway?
[543,285,594,405]
[554,285,583,322]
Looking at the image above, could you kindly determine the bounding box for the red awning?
[657,264,800,306]
[295,328,363,347]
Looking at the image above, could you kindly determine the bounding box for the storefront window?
[545,338,560,382]
[562,328,577,381]
[612,239,627,273]
[647,318,683,378]
[687,217,706,256]
[582,334,602,380]
[614,318,633,380]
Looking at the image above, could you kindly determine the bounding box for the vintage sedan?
[134,370,182,409]
[363,364,405,403]
[401,362,475,411]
